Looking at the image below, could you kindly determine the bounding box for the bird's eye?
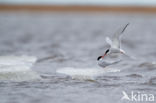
[105,49,109,54]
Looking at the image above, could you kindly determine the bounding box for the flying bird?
[97,23,130,68]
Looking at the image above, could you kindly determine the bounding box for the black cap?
[97,56,102,61]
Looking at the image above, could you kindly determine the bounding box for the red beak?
[102,53,106,58]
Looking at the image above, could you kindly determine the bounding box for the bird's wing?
[105,37,112,47]
[111,23,129,49]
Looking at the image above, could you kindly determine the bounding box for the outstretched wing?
[106,23,129,49]
[105,37,112,46]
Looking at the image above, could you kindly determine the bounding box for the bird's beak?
[102,53,106,58]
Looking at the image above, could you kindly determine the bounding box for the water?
[0,55,40,81]
[0,12,156,103]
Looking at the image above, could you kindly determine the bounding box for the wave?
[56,67,120,80]
[0,55,41,81]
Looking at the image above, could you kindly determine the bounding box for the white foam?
[0,55,36,66]
[0,55,41,81]
[56,67,120,80]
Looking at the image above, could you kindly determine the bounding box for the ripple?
[126,74,143,78]
[148,77,156,85]
[139,62,156,68]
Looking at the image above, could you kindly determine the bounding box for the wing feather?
[105,37,112,46]
[112,23,129,49]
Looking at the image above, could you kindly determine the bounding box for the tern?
[97,23,130,68]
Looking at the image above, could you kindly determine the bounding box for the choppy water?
[0,12,156,103]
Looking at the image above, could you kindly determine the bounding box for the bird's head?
[97,49,110,61]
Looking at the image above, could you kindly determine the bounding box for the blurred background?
[1,0,156,12]
[0,1,156,103]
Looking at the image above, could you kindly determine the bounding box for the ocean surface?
[0,12,156,103]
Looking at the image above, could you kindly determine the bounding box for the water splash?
[0,55,41,81]
[56,67,120,80]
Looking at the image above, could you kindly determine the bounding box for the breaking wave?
[0,55,41,81]
[56,67,120,80]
